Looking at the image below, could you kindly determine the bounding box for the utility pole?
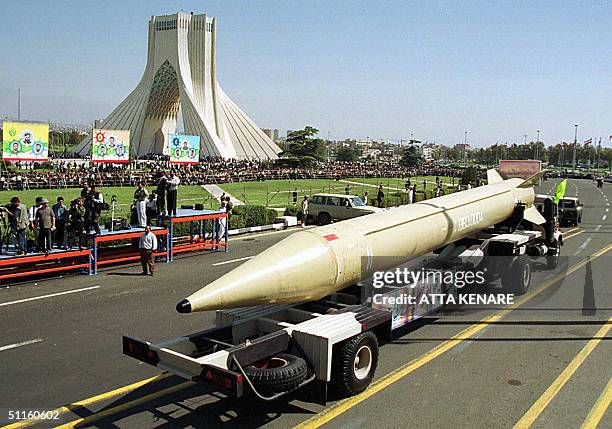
[464,131,468,165]
[17,88,21,121]
[572,124,578,172]
[536,130,540,160]
[597,138,601,170]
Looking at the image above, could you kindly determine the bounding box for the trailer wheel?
[333,331,378,397]
[546,247,560,270]
[243,353,308,395]
[501,255,531,295]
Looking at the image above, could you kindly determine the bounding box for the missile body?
[177,174,537,313]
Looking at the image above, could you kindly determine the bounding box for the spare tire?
[243,353,308,395]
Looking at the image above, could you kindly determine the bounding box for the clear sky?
[0,0,610,147]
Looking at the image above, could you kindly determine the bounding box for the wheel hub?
[354,345,372,380]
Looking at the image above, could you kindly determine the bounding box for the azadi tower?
[76,12,281,160]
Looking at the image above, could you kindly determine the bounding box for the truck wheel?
[501,255,531,295]
[243,353,308,395]
[333,331,378,397]
[318,212,332,225]
[546,248,560,270]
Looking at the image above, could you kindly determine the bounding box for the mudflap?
[305,380,328,405]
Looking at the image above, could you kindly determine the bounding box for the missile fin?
[523,206,546,225]
[487,169,504,184]
[517,170,546,188]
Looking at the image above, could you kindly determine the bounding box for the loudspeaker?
[181,204,194,210]
[195,203,204,210]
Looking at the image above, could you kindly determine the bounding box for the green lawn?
[220,179,351,207]
[0,185,217,219]
[219,176,460,207]
[0,176,463,218]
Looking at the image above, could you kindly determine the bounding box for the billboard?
[92,129,130,163]
[2,122,49,161]
[168,134,200,164]
[498,160,542,179]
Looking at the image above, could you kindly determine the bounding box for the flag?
[584,138,592,146]
[554,179,567,205]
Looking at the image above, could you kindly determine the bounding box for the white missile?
[176,170,545,313]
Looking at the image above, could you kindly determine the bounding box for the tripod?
[110,195,118,231]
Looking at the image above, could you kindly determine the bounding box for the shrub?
[284,206,299,217]
[232,205,279,227]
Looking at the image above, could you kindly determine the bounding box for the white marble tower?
[76,12,280,159]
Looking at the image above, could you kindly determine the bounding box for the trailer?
[123,196,562,402]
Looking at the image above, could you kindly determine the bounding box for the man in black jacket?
[156,172,168,217]
[85,186,103,235]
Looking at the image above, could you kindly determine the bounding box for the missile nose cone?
[176,299,192,313]
[180,231,339,312]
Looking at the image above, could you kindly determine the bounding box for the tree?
[400,146,424,168]
[335,146,359,162]
[461,166,479,185]
[278,126,326,167]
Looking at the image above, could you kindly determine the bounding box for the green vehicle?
[558,197,583,226]
[308,193,382,225]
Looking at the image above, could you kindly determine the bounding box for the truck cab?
[558,197,583,226]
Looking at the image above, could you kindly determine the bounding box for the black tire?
[318,212,332,225]
[333,331,379,397]
[501,255,531,295]
[546,247,560,270]
[243,353,308,396]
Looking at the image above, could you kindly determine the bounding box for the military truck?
[123,196,563,402]
[558,197,583,226]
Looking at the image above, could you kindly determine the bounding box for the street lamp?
[536,130,540,160]
[572,125,578,172]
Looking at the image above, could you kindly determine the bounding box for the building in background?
[75,12,280,160]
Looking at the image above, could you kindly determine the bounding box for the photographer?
[28,197,43,253]
[133,182,148,227]
[52,197,68,248]
[146,191,158,226]
[85,185,103,236]
[6,197,29,255]
[67,198,86,249]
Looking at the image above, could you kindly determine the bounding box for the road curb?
[227,222,287,236]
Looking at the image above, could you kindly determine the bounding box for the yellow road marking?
[564,230,585,240]
[295,243,612,429]
[1,373,172,429]
[513,316,612,429]
[579,376,612,429]
[54,382,192,429]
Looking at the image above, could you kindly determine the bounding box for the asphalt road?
[0,178,610,429]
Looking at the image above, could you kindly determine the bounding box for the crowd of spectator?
[0,158,464,191]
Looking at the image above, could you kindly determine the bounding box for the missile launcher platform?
[124,209,562,403]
